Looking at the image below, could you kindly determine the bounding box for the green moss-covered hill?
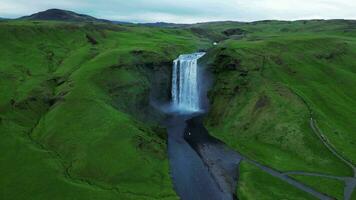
[0,18,355,200]
[0,20,208,200]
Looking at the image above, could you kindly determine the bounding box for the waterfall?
[171,52,205,112]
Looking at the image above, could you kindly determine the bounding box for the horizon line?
[1,8,356,24]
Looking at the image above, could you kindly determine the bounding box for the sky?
[1,0,356,23]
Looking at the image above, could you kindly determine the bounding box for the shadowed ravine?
[162,52,354,200]
[164,114,236,200]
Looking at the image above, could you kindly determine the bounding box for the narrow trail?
[244,159,334,200]
[283,171,348,181]
[309,119,356,200]
[310,118,356,176]
[286,86,356,200]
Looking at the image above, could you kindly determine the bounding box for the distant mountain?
[18,9,189,26]
[19,9,110,23]
[111,21,133,25]
[139,22,188,28]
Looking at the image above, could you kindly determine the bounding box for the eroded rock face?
[96,50,174,123]
[222,28,247,37]
[86,34,98,45]
[210,48,248,73]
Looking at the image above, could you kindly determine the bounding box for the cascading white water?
[171,52,205,112]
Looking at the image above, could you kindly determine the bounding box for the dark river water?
[163,114,240,200]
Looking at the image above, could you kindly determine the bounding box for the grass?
[206,38,354,175]
[1,18,356,199]
[289,175,344,200]
[237,161,315,200]
[0,20,208,199]
[203,20,356,198]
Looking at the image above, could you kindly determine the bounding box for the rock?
[253,95,269,112]
[86,34,98,45]
[222,28,247,36]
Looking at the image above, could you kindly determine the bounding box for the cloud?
[0,0,355,23]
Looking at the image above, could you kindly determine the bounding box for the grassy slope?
[1,19,355,200]
[202,20,356,199]
[290,175,344,200]
[0,21,208,199]
[237,161,315,200]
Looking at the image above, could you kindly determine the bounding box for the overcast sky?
[1,0,356,23]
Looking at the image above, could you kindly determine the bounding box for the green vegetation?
[290,175,344,200]
[237,161,315,200]
[0,20,207,199]
[202,20,356,199]
[1,18,355,199]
